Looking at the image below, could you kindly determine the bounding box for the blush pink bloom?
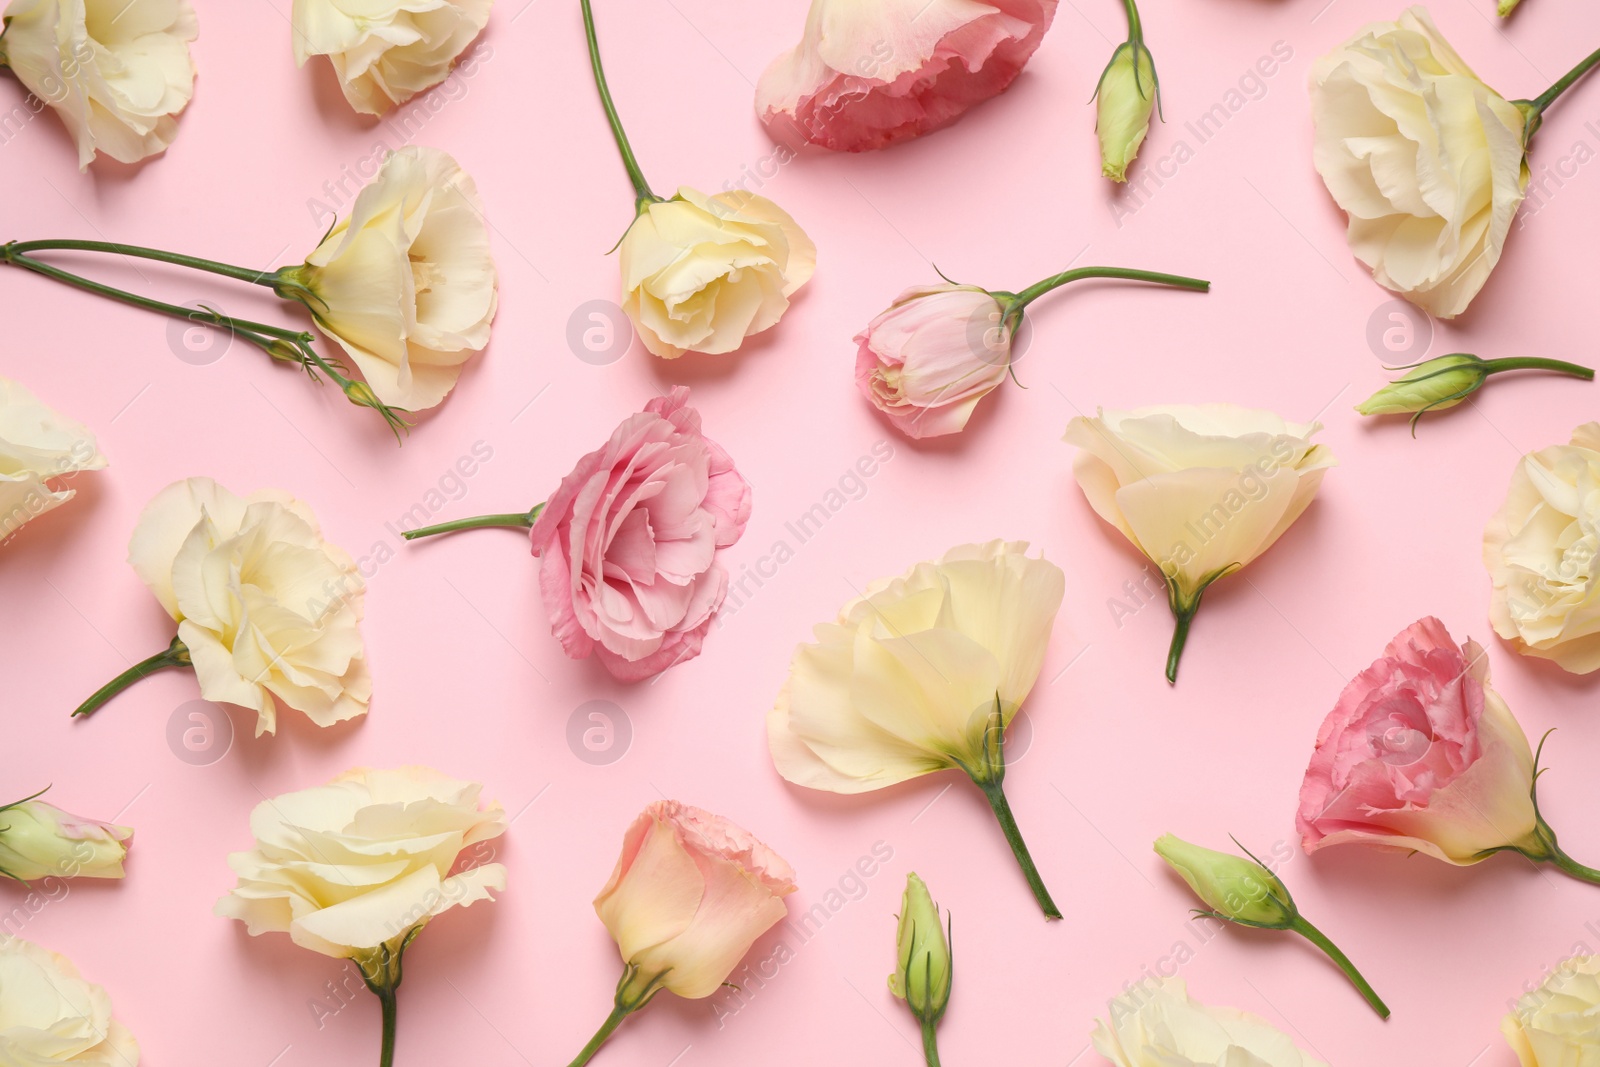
[529,388,750,682]
[1296,616,1537,865]
[595,801,797,1001]
[756,0,1059,152]
[855,284,1012,439]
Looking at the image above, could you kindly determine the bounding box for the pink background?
[4,0,1600,1063]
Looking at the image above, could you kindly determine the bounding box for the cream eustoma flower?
[1094,978,1327,1067]
[0,937,139,1065]
[1503,955,1600,1066]
[102,476,370,734]
[769,540,1067,917]
[291,0,491,116]
[1064,405,1334,682]
[579,0,814,362]
[217,767,506,1066]
[0,0,197,168]
[0,376,105,545]
[215,766,507,962]
[1484,423,1600,674]
[281,145,498,411]
[1309,7,1528,318]
[621,188,816,360]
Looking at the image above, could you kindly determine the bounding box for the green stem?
[1481,356,1595,380]
[920,1018,943,1067]
[1,246,307,345]
[402,504,544,541]
[72,636,191,719]
[1165,606,1195,686]
[1120,0,1143,41]
[376,985,398,1067]
[3,240,281,287]
[578,0,657,210]
[0,245,412,441]
[973,779,1061,919]
[1291,916,1390,1020]
[1529,44,1600,115]
[1008,267,1209,315]
[566,1004,631,1067]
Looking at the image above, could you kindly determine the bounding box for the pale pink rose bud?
[1297,617,1537,865]
[756,0,1059,152]
[855,284,1012,439]
[0,796,132,882]
[594,801,796,1004]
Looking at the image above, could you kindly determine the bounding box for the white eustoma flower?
[0,0,197,168]
[283,146,498,411]
[290,0,491,116]
[0,376,105,545]
[1309,7,1528,317]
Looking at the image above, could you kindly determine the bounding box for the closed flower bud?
[1499,0,1521,16]
[0,796,132,882]
[1154,835,1294,928]
[889,873,951,1024]
[1358,353,1592,432]
[1356,354,1485,416]
[1097,40,1158,182]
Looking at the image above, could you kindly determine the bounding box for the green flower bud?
[1356,354,1485,416]
[1097,41,1158,183]
[889,872,951,1024]
[1499,0,1522,16]
[1153,835,1295,928]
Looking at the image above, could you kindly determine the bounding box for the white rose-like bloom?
[1065,405,1333,607]
[768,540,1064,794]
[1094,978,1327,1067]
[1484,423,1600,674]
[0,0,197,169]
[1503,955,1600,1065]
[621,187,816,359]
[0,937,139,1065]
[127,477,370,736]
[290,0,491,116]
[0,376,105,545]
[283,145,498,411]
[1310,6,1529,318]
[215,767,507,968]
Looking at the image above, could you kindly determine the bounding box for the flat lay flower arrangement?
[3,0,1600,1063]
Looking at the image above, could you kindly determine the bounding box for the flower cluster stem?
[0,241,411,439]
[402,504,545,541]
[72,636,191,719]
[1290,916,1390,1019]
[2,239,281,287]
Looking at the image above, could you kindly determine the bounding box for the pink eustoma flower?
[756,0,1059,152]
[1296,616,1537,865]
[530,388,751,682]
[855,283,1011,439]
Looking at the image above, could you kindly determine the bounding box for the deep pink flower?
[529,388,750,681]
[756,0,1058,153]
[1296,616,1537,865]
